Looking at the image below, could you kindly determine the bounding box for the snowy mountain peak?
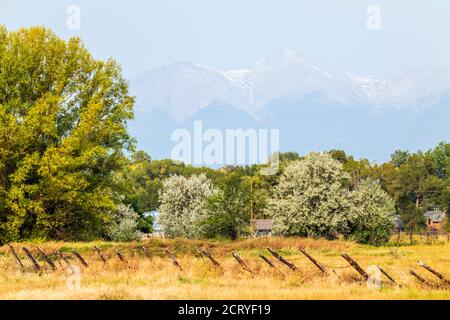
[131,49,450,122]
[256,48,303,66]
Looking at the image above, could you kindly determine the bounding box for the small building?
[424,210,447,231]
[252,219,272,237]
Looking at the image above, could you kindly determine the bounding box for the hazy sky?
[1,0,449,78]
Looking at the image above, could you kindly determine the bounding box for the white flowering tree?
[107,204,142,242]
[347,179,396,245]
[266,152,352,238]
[158,174,215,238]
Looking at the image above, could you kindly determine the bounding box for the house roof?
[252,219,272,231]
[424,211,446,223]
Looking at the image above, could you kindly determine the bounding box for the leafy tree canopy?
[0,26,134,242]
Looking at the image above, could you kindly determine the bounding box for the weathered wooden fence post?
[377,265,398,285]
[418,261,450,285]
[267,247,297,271]
[259,254,275,268]
[58,252,72,267]
[93,246,107,264]
[8,244,25,272]
[198,248,221,268]
[114,249,128,264]
[36,246,57,271]
[299,248,325,273]
[141,246,151,258]
[232,252,253,274]
[259,254,285,278]
[165,248,182,270]
[409,270,432,286]
[340,253,368,281]
[72,251,89,268]
[22,247,41,272]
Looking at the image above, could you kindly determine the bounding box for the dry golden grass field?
[1,235,450,300]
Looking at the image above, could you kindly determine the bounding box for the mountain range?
[129,49,450,163]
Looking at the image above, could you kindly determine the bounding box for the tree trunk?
[230,224,237,240]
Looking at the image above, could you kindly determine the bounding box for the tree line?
[115,142,450,245]
[1,26,449,245]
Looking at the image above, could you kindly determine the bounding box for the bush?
[107,204,142,242]
[351,225,392,246]
[347,180,396,245]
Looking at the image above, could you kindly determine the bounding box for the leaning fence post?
[22,247,41,272]
[55,254,63,268]
[267,247,297,271]
[93,246,107,264]
[114,249,128,264]
[410,270,432,286]
[340,253,368,281]
[36,246,57,271]
[259,254,285,278]
[141,246,151,258]
[58,252,72,267]
[299,248,325,273]
[8,244,25,272]
[198,248,221,268]
[72,251,89,268]
[259,254,275,268]
[418,261,450,285]
[232,252,253,274]
[165,248,182,270]
[377,265,398,286]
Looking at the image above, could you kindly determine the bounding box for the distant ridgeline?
[130,50,450,163]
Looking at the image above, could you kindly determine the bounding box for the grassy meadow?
[1,236,450,300]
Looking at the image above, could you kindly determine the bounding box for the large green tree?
[204,173,266,239]
[0,26,134,242]
[347,179,396,245]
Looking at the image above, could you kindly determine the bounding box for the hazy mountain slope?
[129,49,450,162]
